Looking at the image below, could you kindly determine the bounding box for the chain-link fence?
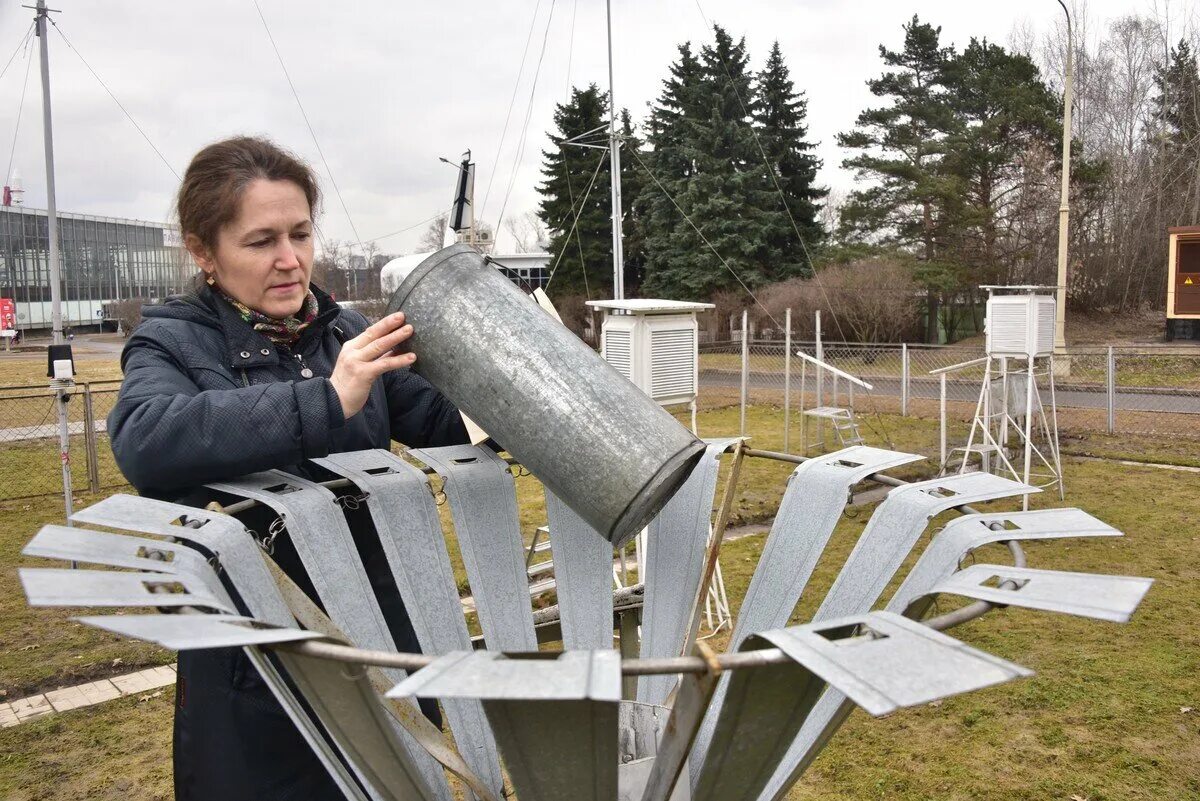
[2,339,1196,502]
[0,380,126,502]
[703,335,1200,448]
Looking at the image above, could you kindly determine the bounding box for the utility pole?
[605,0,625,301]
[34,0,74,523]
[1053,0,1073,353]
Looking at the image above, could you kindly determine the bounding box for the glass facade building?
[0,206,191,331]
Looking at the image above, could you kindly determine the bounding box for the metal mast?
[34,0,74,523]
[606,0,625,300]
[1053,0,1073,353]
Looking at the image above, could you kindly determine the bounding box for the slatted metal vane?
[20,443,1152,801]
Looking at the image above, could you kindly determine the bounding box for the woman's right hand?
[329,311,417,419]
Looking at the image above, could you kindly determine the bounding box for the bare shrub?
[111,298,147,336]
[749,257,921,343]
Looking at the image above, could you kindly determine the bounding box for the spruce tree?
[754,41,826,275]
[537,84,613,298]
[641,27,786,299]
[636,42,704,298]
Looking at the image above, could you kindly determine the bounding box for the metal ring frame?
[212,447,1027,676]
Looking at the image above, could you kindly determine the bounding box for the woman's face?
[190,178,314,319]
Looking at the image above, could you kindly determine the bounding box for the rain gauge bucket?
[386,244,706,546]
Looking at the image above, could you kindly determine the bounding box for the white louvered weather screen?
[650,328,695,400]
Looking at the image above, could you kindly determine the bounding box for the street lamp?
[1053,0,1073,353]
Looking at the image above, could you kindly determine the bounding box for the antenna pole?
[36,0,62,346]
[606,0,625,300]
[34,0,74,528]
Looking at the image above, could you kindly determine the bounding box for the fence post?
[1106,346,1115,434]
[939,373,947,470]
[783,308,791,453]
[901,343,910,417]
[83,384,100,494]
[740,309,748,437]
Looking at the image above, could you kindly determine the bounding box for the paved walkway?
[1,664,176,728]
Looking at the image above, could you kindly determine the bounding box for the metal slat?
[690,447,922,773]
[890,508,1122,619]
[756,472,1037,801]
[390,650,622,801]
[932,564,1153,622]
[639,438,740,705]
[20,567,234,613]
[813,472,1036,623]
[544,489,614,651]
[312,449,503,800]
[694,612,1031,801]
[67,496,382,800]
[24,524,215,584]
[277,648,441,801]
[407,445,537,652]
[759,507,1126,796]
[71,494,294,626]
[74,614,324,650]
[730,447,923,647]
[206,471,453,801]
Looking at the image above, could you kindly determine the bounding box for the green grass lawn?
[1,405,1197,799]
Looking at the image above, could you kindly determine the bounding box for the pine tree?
[754,41,826,275]
[942,38,1060,277]
[838,15,957,340]
[537,84,613,298]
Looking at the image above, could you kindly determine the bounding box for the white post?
[783,307,791,453]
[1106,345,1115,434]
[901,343,910,416]
[939,373,947,470]
[1053,0,1073,353]
[1021,357,1036,511]
[739,309,748,437]
[815,310,824,444]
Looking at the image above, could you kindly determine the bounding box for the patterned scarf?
[214,286,320,346]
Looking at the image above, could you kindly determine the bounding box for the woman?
[108,135,468,800]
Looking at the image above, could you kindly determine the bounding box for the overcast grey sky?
[0,0,1180,255]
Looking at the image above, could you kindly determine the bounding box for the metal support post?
[815,311,824,444]
[83,385,99,493]
[739,310,748,437]
[1021,358,1036,512]
[783,308,791,453]
[1106,346,1115,434]
[939,373,947,471]
[901,343,909,416]
[35,0,72,526]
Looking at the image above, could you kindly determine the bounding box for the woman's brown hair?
[177,136,321,254]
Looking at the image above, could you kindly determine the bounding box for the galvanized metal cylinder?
[386,244,705,546]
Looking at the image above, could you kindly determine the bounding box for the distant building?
[0,206,191,332]
[380,251,551,296]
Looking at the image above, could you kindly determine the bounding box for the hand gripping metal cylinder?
[386,244,706,546]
